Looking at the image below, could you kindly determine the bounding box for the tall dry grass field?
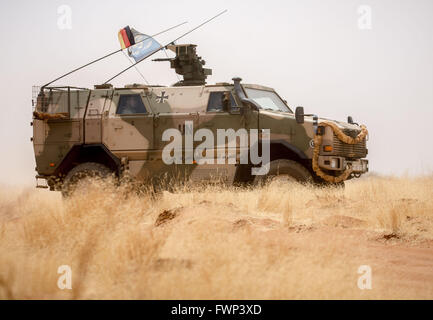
[0,176,432,299]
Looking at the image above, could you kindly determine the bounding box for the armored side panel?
[258,110,313,158]
[141,85,257,184]
[143,86,202,181]
[101,88,154,179]
[33,88,89,175]
[195,86,254,183]
[84,89,112,144]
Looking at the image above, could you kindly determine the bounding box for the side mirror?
[295,106,305,124]
[347,116,354,124]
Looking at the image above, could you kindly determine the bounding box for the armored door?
[102,89,153,154]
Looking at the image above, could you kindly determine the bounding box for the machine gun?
[153,44,212,86]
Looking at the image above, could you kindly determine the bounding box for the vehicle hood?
[260,110,362,131]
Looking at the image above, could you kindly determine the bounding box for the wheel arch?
[269,140,308,162]
[235,141,310,184]
[54,144,120,178]
[269,141,315,177]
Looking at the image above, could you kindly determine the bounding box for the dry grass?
[0,175,433,299]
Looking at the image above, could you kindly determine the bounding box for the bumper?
[318,156,369,174]
[349,159,369,173]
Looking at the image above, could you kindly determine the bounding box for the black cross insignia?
[156,91,169,103]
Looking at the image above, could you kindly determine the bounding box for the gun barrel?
[152,58,173,62]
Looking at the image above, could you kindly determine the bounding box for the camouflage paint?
[32,82,368,185]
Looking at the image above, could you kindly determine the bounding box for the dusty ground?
[0,175,432,299]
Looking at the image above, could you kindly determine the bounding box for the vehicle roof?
[44,83,277,92]
[117,83,276,92]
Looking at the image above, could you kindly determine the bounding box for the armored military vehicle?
[32,43,368,195]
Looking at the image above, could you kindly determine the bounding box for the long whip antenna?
[121,50,150,85]
[42,21,187,88]
[104,9,227,84]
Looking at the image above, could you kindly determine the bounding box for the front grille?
[332,129,367,159]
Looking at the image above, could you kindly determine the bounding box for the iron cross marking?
[156,91,169,103]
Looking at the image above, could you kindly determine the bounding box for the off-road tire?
[61,162,113,197]
[313,176,346,189]
[254,159,313,186]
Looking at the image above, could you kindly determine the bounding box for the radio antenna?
[103,9,227,84]
[42,21,187,88]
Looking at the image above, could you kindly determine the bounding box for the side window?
[206,92,237,112]
[116,94,147,115]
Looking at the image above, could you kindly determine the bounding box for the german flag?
[118,26,135,49]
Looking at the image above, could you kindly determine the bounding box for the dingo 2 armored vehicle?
[32,43,368,195]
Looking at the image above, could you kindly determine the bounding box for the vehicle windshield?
[245,88,292,113]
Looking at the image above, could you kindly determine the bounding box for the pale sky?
[0,0,432,186]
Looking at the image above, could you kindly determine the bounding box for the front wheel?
[61,162,113,197]
[313,175,345,189]
[254,159,313,186]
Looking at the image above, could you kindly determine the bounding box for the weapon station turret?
[153,44,212,86]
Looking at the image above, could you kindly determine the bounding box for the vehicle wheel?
[321,180,345,189]
[333,181,345,188]
[62,162,113,197]
[254,159,313,186]
[313,175,346,189]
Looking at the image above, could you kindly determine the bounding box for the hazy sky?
[0,0,432,186]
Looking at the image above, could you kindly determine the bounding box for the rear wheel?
[254,159,313,186]
[61,162,113,197]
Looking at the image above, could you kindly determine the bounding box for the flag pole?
[103,9,228,84]
[42,21,188,88]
